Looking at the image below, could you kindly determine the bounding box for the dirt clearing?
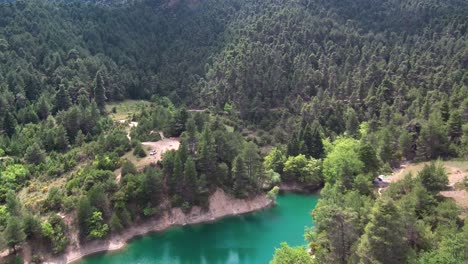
[383,160,468,217]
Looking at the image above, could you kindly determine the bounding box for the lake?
[79,193,318,264]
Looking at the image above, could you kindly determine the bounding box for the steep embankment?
[45,189,272,264]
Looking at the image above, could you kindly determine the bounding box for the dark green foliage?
[3,217,26,253]
[447,110,463,142]
[357,199,410,264]
[24,143,46,165]
[36,97,50,120]
[232,155,248,198]
[54,125,70,152]
[416,114,449,161]
[23,214,42,240]
[94,71,107,113]
[133,142,146,158]
[418,161,448,193]
[197,125,217,184]
[77,197,93,238]
[183,157,198,205]
[88,184,110,217]
[121,160,137,178]
[3,112,17,137]
[43,187,64,212]
[358,143,380,175]
[110,213,123,233]
[102,130,131,155]
[303,124,324,159]
[55,85,71,113]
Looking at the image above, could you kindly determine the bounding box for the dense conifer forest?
[0,0,467,263]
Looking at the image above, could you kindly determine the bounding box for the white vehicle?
[149,150,157,156]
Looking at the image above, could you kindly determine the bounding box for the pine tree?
[183,157,198,205]
[447,110,463,143]
[418,161,448,193]
[186,117,197,153]
[232,155,248,198]
[110,213,123,232]
[133,142,146,158]
[287,132,301,157]
[172,107,188,136]
[6,191,22,217]
[440,100,450,122]
[415,114,449,161]
[326,207,358,264]
[36,97,50,120]
[358,143,380,175]
[24,142,46,165]
[178,141,189,164]
[94,71,107,112]
[309,122,325,159]
[3,217,26,254]
[3,112,17,137]
[55,125,70,152]
[357,199,409,264]
[345,107,360,137]
[144,168,163,206]
[55,85,71,112]
[172,153,184,197]
[197,124,216,184]
[75,130,86,146]
[241,141,261,182]
[77,197,92,237]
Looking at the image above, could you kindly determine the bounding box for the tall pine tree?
[94,71,107,113]
[357,199,409,264]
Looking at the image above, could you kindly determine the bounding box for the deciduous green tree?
[270,242,313,264]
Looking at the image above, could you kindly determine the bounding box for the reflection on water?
[79,193,318,264]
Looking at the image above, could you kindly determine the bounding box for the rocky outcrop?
[279,182,321,193]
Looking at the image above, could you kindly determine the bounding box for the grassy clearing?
[18,168,77,213]
[391,160,468,182]
[445,160,468,172]
[106,100,151,121]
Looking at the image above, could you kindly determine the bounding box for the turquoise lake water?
[78,193,318,264]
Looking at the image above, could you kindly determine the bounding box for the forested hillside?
[0,0,467,263]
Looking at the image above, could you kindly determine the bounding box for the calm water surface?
[79,193,318,264]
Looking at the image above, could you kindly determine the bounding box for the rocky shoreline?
[43,188,273,264]
[279,182,322,194]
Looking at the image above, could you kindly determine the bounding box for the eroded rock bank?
[44,189,273,264]
[279,182,321,194]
